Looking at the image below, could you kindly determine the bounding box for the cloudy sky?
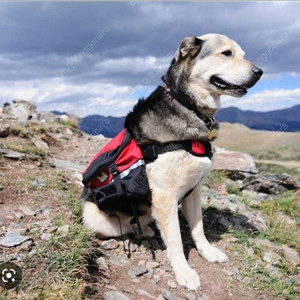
[1,1,300,117]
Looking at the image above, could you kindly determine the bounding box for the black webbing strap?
[129,201,143,235]
[141,140,191,162]
[109,162,143,235]
[141,140,213,163]
[109,163,122,195]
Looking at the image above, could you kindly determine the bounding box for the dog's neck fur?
[185,83,221,117]
[125,86,219,145]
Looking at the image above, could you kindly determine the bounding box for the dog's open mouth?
[210,75,252,96]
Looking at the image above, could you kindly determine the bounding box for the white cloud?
[222,88,300,111]
[0,77,142,117]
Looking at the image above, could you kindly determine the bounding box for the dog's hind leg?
[83,201,136,238]
[151,191,201,290]
[181,184,228,263]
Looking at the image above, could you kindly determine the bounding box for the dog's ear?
[174,36,203,61]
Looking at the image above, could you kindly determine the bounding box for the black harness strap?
[141,140,213,163]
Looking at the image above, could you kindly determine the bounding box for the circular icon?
[0,262,22,289]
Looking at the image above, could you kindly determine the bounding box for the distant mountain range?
[216,104,300,132]
[79,115,125,137]
[77,104,300,137]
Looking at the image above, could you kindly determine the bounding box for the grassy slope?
[215,122,300,182]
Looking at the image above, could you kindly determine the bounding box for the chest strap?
[140,140,213,163]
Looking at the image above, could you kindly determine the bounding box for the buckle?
[141,145,158,162]
[109,163,118,176]
[206,117,215,130]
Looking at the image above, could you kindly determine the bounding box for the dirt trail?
[255,159,300,170]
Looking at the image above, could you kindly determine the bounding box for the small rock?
[41,233,52,240]
[146,261,160,269]
[65,128,74,136]
[9,221,20,228]
[104,291,131,300]
[28,178,47,190]
[19,240,34,252]
[0,253,20,262]
[96,257,110,276]
[46,226,58,233]
[34,206,51,217]
[275,212,297,226]
[0,125,9,138]
[218,216,233,229]
[167,279,177,289]
[57,224,70,233]
[161,289,179,300]
[101,239,119,250]
[231,214,248,226]
[0,147,25,160]
[19,205,35,216]
[294,274,300,285]
[156,269,166,277]
[186,292,210,300]
[281,245,300,266]
[144,268,154,279]
[262,251,281,265]
[138,260,146,266]
[106,255,129,267]
[15,212,25,220]
[30,137,49,151]
[0,231,31,247]
[137,289,156,299]
[124,239,136,252]
[264,263,281,278]
[29,249,37,257]
[59,114,70,122]
[127,265,148,279]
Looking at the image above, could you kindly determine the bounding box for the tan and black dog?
[83,33,263,290]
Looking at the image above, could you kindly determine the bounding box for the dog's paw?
[198,244,228,263]
[143,225,155,238]
[175,266,201,290]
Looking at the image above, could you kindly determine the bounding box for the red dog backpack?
[82,129,149,215]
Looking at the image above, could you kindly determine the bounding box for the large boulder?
[10,99,37,122]
[213,147,257,173]
[227,171,299,195]
[242,173,299,195]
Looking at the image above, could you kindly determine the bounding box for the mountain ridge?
[78,104,300,137]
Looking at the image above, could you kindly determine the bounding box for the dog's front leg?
[151,192,201,290]
[181,184,228,263]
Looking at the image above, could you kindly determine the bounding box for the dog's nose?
[252,66,263,78]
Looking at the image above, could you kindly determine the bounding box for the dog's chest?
[146,150,213,195]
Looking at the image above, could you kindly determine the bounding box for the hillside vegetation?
[1,101,300,299]
[215,122,300,182]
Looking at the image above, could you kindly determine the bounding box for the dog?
[83,33,263,290]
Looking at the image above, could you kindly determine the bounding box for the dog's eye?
[221,50,232,57]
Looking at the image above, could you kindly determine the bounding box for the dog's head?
[164,34,263,99]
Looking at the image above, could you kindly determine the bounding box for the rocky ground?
[0,100,300,300]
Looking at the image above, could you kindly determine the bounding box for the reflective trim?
[119,159,145,179]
